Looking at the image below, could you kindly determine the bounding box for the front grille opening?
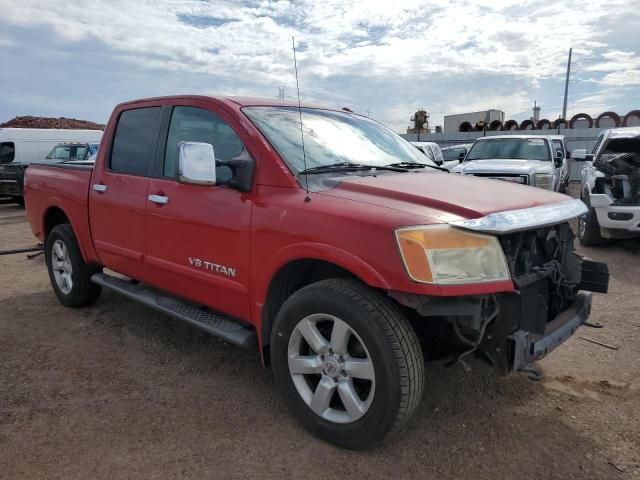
[499,222,579,321]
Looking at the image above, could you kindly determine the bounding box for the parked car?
[0,128,102,205]
[441,143,473,162]
[25,95,608,449]
[573,126,640,245]
[548,135,571,193]
[451,135,565,191]
[410,141,457,171]
[44,142,99,162]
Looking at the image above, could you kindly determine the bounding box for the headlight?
[534,174,553,189]
[395,225,511,285]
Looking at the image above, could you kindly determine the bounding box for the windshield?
[466,138,551,162]
[243,107,436,173]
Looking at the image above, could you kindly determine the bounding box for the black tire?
[578,194,605,246]
[558,179,568,194]
[270,278,424,449]
[45,224,102,307]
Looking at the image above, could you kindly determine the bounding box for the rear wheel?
[270,279,424,449]
[45,224,102,307]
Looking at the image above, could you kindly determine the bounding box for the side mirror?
[178,142,217,185]
[566,151,571,159]
[458,152,465,163]
[554,151,563,167]
[572,149,594,161]
[572,149,587,160]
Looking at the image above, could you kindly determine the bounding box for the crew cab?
[25,96,608,449]
[574,127,640,245]
[451,135,565,191]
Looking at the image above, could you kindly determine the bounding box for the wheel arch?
[41,201,98,265]
[43,205,72,238]
[257,245,392,364]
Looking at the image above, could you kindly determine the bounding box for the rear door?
[90,103,164,279]
[144,100,254,320]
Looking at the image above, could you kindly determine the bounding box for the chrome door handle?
[148,194,169,205]
[93,183,108,193]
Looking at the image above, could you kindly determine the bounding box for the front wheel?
[45,224,102,307]
[271,279,424,449]
[578,194,605,246]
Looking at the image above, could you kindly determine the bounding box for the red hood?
[318,171,568,224]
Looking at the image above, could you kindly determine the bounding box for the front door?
[145,102,253,320]
[90,104,163,279]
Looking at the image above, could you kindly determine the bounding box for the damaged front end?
[588,134,640,236]
[483,223,608,374]
[393,208,609,376]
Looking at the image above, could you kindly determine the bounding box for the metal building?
[444,109,504,132]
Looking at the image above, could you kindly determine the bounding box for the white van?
[0,128,103,165]
[0,128,103,204]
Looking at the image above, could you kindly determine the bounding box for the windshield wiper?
[385,161,449,172]
[298,162,408,175]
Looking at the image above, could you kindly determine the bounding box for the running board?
[91,273,256,348]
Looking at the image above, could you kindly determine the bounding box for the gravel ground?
[0,198,638,480]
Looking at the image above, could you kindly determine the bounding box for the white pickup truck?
[451,135,567,191]
[574,127,640,245]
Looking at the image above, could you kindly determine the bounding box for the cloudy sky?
[1,0,639,132]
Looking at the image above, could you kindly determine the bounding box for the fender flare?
[254,242,392,307]
[41,198,97,264]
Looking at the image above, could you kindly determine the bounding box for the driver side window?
[164,106,247,183]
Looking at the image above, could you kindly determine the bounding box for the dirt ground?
[0,198,638,480]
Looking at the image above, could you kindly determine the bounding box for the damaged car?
[574,127,640,245]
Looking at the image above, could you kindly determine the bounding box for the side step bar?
[91,273,257,348]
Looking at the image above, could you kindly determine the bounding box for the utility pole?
[562,48,572,120]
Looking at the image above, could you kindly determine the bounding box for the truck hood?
[318,171,568,224]
[451,159,553,175]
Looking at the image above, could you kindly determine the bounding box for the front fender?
[254,242,392,308]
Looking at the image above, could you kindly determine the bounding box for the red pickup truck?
[25,95,609,449]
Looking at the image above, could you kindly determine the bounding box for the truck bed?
[25,162,98,263]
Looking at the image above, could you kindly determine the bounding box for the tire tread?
[46,223,102,307]
[293,278,424,437]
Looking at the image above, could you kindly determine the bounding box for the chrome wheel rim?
[288,314,375,424]
[51,239,73,294]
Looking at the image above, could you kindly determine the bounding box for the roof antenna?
[292,36,311,202]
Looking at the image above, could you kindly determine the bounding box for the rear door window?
[110,107,161,175]
[0,142,15,164]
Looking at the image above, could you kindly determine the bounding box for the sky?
[1,0,639,132]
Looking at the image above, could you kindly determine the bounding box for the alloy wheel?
[287,313,375,424]
[51,239,73,294]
